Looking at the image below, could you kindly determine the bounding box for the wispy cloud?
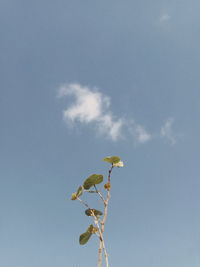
[159,13,171,23]
[58,83,151,143]
[128,122,152,144]
[134,125,152,143]
[59,83,109,124]
[160,118,176,145]
[58,83,124,141]
[58,83,178,146]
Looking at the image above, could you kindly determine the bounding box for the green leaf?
[83,174,103,190]
[79,225,95,245]
[103,156,121,164]
[79,231,92,245]
[85,208,103,217]
[76,186,83,197]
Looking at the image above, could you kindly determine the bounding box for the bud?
[104,183,111,190]
[71,193,77,200]
[113,160,124,167]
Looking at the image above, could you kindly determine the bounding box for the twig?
[77,164,114,267]
[91,211,109,267]
[94,185,106,205]
[98,164,114,267]
[77,197,90,209]
[101,165,113,233]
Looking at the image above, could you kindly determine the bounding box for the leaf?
[83,174,103,190]
[103,156,121,164]
[85,208,103,217]
[71,186,84,200]
[79,224,94,245]
[79,231,92,245]
[76,186,83,197]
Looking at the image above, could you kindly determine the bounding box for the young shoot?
[70,156,124,267]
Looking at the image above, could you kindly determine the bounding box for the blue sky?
[1,0,200,266]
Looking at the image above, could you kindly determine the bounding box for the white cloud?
[58,83,124,141]
[98,114,124,141]
[58,83,152,143]
[58,83,109,123]
[58,83,177,146]
[128,121,152,144]
[134,125,152,143]
[160,118,176,145]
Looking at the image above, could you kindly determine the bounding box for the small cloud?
[128,122,152,144]
[59,83,109,123]
[159,13,171,23]
[134,125,152,143]
[160,118,176,145]
[58,83,124,141]
[58,83,177,146]
[58,83,152,143]
[97,114,124,141]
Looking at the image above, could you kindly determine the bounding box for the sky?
[1,0,200,266]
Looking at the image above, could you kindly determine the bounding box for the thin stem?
[98,239,103,267]
[77,164,114,267]
[98,164,114,267]
[77,197,90,209]
[108,165,114,183]
[94,185,106,205]
[91,211,109,267]
[77,197,106,266]
[101,165,113,232]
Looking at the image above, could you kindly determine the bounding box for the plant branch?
[101,165,113,233]
[77,164,114,267]
[91,211,109,267]
[97,238,103,267]
[94,185,106,205]
[97,164,114,267]
[77,197,90,209]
